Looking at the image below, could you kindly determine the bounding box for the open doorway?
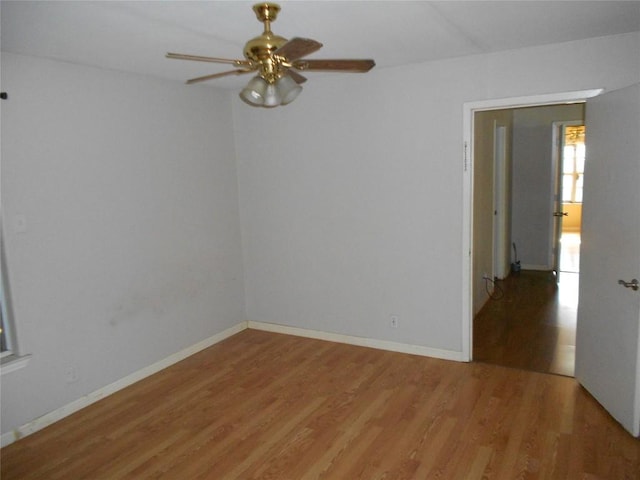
[464,85,640,436]
[470,103,586,377]
[557,124,585,275]
[553,125,585,372]
[460,88,602,364]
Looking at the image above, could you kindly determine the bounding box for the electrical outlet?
[390,315,399,328]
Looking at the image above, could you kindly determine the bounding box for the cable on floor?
[484,276,505,300]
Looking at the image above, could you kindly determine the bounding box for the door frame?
[461,89,602,361]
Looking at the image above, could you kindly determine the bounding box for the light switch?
[12,214,27,234]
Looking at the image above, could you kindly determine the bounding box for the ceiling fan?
[166,2,375,108]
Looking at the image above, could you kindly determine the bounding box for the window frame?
[0,225,31,374]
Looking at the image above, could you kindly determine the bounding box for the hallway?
[473,233,580,376]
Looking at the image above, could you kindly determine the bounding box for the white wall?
[233,32,640,356]
[1,30,638,440]
[1,53,245,434]
[234,55,488,353]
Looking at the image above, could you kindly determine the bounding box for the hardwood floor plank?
[460,445,493,480]
[304,389,394,479]
[474,270,578,377]
[412,416,459,478]
[2,329,638,479]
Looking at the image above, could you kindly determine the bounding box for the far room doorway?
[557,124,585,277]
[471,103,586,377]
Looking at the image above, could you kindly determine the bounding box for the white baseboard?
[248,321,465,362]
[520,264,552,271]
[1,322,247,448]
[2,320,465,448]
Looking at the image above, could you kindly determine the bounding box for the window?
[0,231,31,374]
[1,304,10,356]
[562,125,585,203]
[1,264,14,357]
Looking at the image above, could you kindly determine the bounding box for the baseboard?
[2,320,465,447]
[520,264,552,271]
[248,321,465,362]
[1,322,247,448]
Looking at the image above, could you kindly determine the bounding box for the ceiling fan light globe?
[262,83,281,107]
[276,74,302,105]
[239,76,268,106]
[239,88,263,105]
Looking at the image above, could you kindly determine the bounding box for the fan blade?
[293,59,375,73]
[287,69,308,84]
[186,69,254,85]
[274,37,322,61]
[167,52,252,67]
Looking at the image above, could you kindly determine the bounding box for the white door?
[575,83,640,437]
[493,125,509,279]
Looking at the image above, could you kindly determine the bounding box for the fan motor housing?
[245,2,285,60]
[243,33,287,63]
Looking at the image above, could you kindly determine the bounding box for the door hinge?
[464,141,469,172]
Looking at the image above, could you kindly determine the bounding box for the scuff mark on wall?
[106,262,223,327]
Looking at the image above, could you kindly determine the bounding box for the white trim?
[248,321,465,362]
[550,121,563,272]
[461,88,603,362]
[0,354,32,376]
[1,320,466,447]
[461,131,473,362]
[520,264,554,271]
[0,322,247,448]
[464,89,603,113]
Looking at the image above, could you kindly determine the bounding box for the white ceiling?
[2,1,639,89]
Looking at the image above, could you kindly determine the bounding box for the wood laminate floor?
[473,269,578,377]
[474,232,582,377]
[2,329,639,479]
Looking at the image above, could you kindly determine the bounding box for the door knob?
[553,212,569,217]
[618,279,639,291]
